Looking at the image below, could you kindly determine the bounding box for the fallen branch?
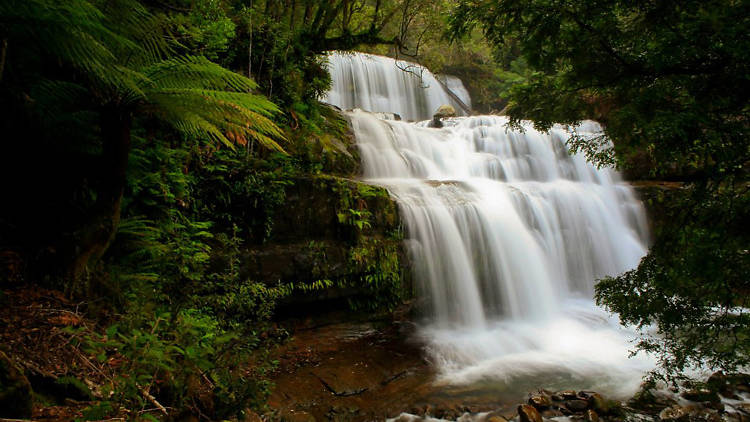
[141,386,168,415]
[311,372,368,397]
[380,370,408,386]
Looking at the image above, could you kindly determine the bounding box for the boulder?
[566,399,589,412]
[428,116,443,128]
[485,410,509,422]
[587,393,611,414]
[528,393,552,409]
[707,371,728,393]
[0,351,33,419]
[541,408,564,418]
[585,409,600,422]
[552,390,577,401]
[682,388,720,404]
[434,104,456,118]
[659,405,692,422]
[517,404,543,422]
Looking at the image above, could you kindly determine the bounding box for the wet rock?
[434,105,456,118]
[0,351,33,419]
[517,404,543,422]
[585,409,600,422]
[627,383,677,413]
[429,116,443,128]
[727,373,750,387]
[566,399,590,411]
[707,371,729,394]
[528,393,553,409]
[587,393,614,415]
[541,408,564,418]
[659,405,692,421]
[485,410,509,422]
[552,390,578,401]
[682,388,720,404]
[577,390,597,399]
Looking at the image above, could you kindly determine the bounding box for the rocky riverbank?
[265,311,750,422]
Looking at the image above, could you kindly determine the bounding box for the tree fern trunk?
[69,108,132,284]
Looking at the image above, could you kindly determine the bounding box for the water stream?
[325,52,655,399]
[323,51,469,121]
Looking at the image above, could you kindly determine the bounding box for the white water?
[330,51,656,398]
[439,74,472,110]
[350,109,654,397]
[323,51,468,121]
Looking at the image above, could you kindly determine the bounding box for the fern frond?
[143,56,258,92]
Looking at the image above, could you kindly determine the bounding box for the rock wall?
[239,112,411,315]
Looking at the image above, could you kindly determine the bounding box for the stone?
[541,408,564,418]
[681,388,720,404]
[434,104,456,118]
[577,390,597,399]
[528,393,552,408]
[585,409,600,422]
[659,405,692,422]
[587,393,611,414]
[554,390,577,400]
[566,399,590,411]
[517,404,543,422]
[485,410,509,422]
[428,116,444,128]
[707,371,728,393]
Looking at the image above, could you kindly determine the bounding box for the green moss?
[285,176,408,312]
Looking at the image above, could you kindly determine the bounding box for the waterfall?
[323,51,469,121]
[330,52,655,398]
[439,74,472,110]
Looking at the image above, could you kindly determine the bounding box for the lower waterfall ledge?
[239,175,412,316]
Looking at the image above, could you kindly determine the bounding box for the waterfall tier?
[323,52,469,121]
[348,109,654,396]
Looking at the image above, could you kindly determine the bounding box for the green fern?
[1,0,286,151]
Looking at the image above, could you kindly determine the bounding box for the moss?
[244,174,410,314]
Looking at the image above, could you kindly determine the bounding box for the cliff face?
[236,112,411,315]
[241,175,409,313]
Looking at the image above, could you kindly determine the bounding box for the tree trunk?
[68,108,132,283]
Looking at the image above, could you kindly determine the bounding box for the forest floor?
[0,286,104,421]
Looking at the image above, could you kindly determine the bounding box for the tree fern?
[1,0,286,277]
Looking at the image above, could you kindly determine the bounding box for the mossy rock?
[0,351,33,419]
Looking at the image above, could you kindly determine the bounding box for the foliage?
[450,0,749,179]
[450,0,750,379]
[0,0,415,418]
[0,0,286,283]
[596,184,750,381]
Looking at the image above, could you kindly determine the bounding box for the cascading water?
[438,74,472,110]
[326,52,655,398]
[323,51,469,121]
